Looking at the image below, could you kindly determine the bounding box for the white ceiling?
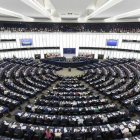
[0,0,140,23]
[50,0,92,19]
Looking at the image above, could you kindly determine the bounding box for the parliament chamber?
[1,0,140,139]
[0,57,138,140]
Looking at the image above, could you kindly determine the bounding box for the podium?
[68,67,71,72]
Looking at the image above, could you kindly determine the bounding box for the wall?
[0,32,140,59]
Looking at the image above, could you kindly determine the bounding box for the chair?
[102,132,110,140]
[5,131,11,137]
[94,135,103,140]
[52,122,58,126]
[64,137,71,140]
[54,136,61,140]
[132,129,139,136]
[13,133,18,138]
[76,138,82,140]
[44,136,53,140]
[108,117,116,123]
[115,133,122,139]
[73,112,78,115]
[36,120,43,125]
[24,133,33,140]
[33,134,41,140]
[15,115,20,122]
[86,122,93,126]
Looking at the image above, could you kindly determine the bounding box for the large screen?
[63,48,76,54]
[107,39,118,46]
[21,39,33,46]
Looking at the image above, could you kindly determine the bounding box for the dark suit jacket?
[15,128,23,138]
[128,104,135,112]
[35,129,43,137]
[53,118,60,125]
[85,132,92,138]
[74,132,81,139]
[7,127,15,135]
[93,130,101,137]
[26,128,33,137]
[64,132,71,138]
[112,128,120,138]
[94,117,101,123]
[61,119,69,125]
[86,118,93,124]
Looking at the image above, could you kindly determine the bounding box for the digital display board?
[107,39,118,46]
[21,39,33,46]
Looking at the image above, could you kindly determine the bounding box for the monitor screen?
[107,39,118,46]
[21,39,33,46]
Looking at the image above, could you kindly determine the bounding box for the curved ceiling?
[0,0,140,23]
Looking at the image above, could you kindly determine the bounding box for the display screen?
[21,39,33,46]
[63,48,76,54]
[107,39,118,46]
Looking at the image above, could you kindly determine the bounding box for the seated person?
[7,124,15,136]
[35,126,43,138]
[111,125,120,138]
[26,125,33,137]
[31,105,36,112]
[94,115,101,124]
[129,123,136,132]
[61,116,69,126]
[15,126,23,138]
[85,128,92,140]
[45,128,52,139]
[102,114,108,123]
[55,129,62,138]
[63,129,71,138]
[74,128,81,139]
[78,116,84,125]
[121,126,132,138]
[44,106,49,114]
[72,101,77,106]
[128,102,135,115]
[93,128,101,137]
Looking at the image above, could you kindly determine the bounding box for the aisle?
[56,68,84,76]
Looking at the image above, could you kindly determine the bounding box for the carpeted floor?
[56,68,84,76]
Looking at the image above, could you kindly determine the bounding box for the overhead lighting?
[21,0,52,19]
[0,7,34,21]
[87,0,123,19]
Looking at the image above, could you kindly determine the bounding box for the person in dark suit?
[26,125,34,137]
[85,128,92,139]
[15,126,23,138]
[86,116,93,126]
[35,126,43,138]
[69,118,76,126]
[93,128,101,137]
[128,102,135,115]
[1,122,7,132]
[63,129,71,138]
[61,116,69,126]
[7,124,15,136]
[36,115,43,124]
[74,129,81,140]
[111,125,120,138]
[94,115,101,125]
[58,108,64,114]
[52,116,60,125]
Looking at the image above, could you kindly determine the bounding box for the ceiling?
[0,0,140,23]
